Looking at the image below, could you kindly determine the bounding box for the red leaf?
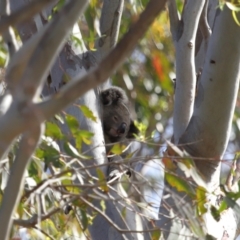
[152,55,164,81]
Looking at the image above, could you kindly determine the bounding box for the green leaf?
[84,6,95,34]
[64,142,81,158]
[35,148,44,159]
[110,143,127,155]
[226,2,240,12]
[232,11,240,26]
[48,0,66,20]
[81,136,92,145]
[151,129,157,138]
[151,229,161,240]
[135,121,147,139]
[45,122,63,139]
[219,199,228,213]
[223,186,240,200]
[0,45,7,66]
[121,207,126,219]
[17,202,24,218]
[96,168,108,192]
[179,158,194,169]
[79,208,88,231]
[65,114,79,133]
[210,205,220,222]
[224,195,240,214]
[53,0,66,12]
[96,168,106,182]
[165,172,195,198]
[40,144,62,168]
[141,0,149,8]
[71,35,84,48]
[77,130,94,138]
[100,200,106,212]
[28,159,40,177]
[125,149,139,160]
[54,114,64,124]
[74,129,94,148]
[196,186,207,216]
[61,177,72,186]
[72,199,87,209]
[79,105,97,122]
[176,0,184,12]
[84,0,97,42]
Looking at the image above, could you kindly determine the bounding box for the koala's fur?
[100,86,138,179]
[100,86,139,148]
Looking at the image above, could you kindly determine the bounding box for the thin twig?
[79,196,159,234]
[13,196,79,227]
[33,226,55,240]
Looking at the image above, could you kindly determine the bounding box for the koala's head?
[100,87,138,143]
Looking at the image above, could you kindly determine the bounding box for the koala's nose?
[117,123,127,135]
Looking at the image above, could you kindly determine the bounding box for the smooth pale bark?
[172,1,205,143]
[0,124,44,240]
[180,6,240,186]
[95,0,124,60]
[161,2,240,239]
[178,5,240,239]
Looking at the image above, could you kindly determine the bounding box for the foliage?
[1,0,240,239]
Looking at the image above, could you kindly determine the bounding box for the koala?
[100,87,139,180]
[100,86,139,147]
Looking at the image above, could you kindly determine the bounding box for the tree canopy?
[1,0,240,239]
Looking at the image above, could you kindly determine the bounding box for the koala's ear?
[126,120,139,139]
[101,91,111,106]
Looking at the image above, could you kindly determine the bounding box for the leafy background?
[1,0,240,238]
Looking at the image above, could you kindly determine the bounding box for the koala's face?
[101,87,131,143]
[102,104,131,143]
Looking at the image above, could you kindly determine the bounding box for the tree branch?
[180,7,240,185]
[7,0,88,102]
[96,0,124,59]
[0,0,167,157]
[199,0,211,40]
[168,0,180,42]
[0,124,44,240]
[0,0,18,58]
[13,196,79,228]
[195,0,212,68]
[0,0,56,34]
[173,0,205,143]
[37,0,168,120]
[13,208,60,228]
